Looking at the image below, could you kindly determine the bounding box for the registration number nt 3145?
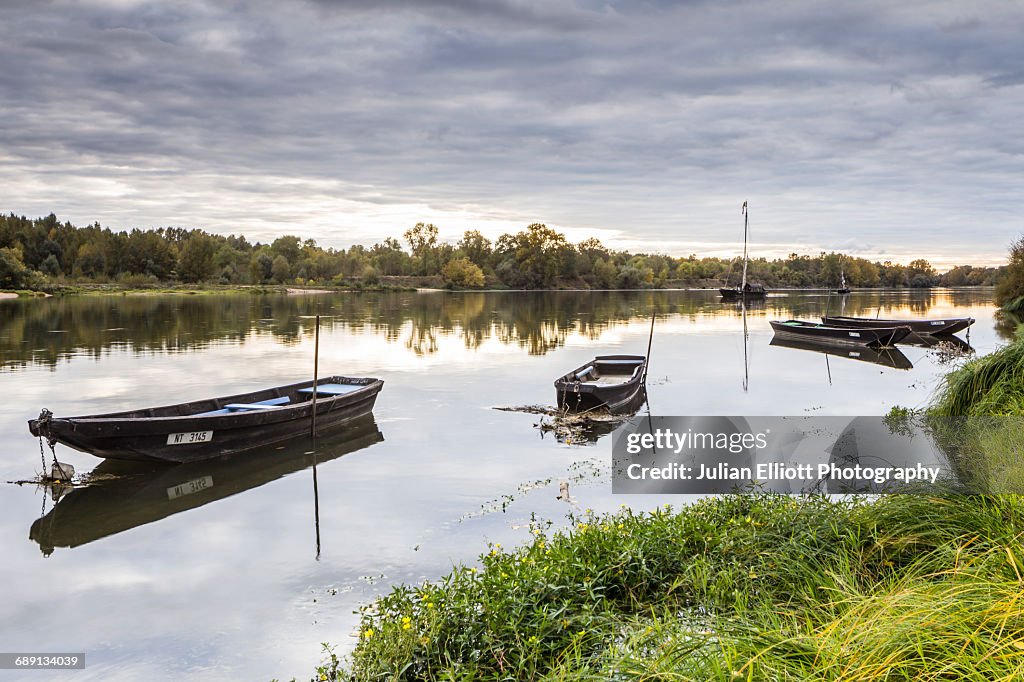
[166,430,213,445]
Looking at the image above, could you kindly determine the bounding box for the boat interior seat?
[298,383,363,396]
[575,366,596,380]
[196,396,290,416]
[223,402,285,411]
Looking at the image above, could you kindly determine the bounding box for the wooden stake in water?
[311,314,320,438]
[642,306,656,384]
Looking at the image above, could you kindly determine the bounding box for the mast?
[740,201,749,291]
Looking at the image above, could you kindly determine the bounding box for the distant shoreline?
[0,283,998,299]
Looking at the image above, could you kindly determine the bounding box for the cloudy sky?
[2,0,1022,267]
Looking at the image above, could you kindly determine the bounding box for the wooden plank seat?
[297,383,363,396]
[197,395,290,416]
[598,359,644,365]
[575,366,595,379]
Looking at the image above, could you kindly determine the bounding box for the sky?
[1,0,1022,268]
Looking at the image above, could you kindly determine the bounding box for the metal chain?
[39,437,47,478]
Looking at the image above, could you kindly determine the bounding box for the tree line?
[0,212,1005,291]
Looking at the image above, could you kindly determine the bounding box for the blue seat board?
[195,395,290,416]
[297,383,363,395]
[224,403,284,411]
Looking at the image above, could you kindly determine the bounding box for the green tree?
[271,254,291,283]
[907,259,938,288]
[270,235,302,265]
[995,237,1024,310]
[404,223,440,275]
[75,242,107,278]
[494,223,569,288]
[177,234,216,283]
[457,230,492,269]
[0,246,31,288]
[442,257,485,288]
[250,251,273,283]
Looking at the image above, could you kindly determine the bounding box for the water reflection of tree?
[0,289,994,368]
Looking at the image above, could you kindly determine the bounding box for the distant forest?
[0,212,1006,291]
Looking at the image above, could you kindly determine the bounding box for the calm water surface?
[0,289,1002,680]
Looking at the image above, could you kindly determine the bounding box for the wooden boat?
[720,201,767,300]
[28,375,383,463]
[555,355,646,413]
[30,415,383,555]
[769,335,913,370]
[770,320,912,347]
[720,283,767,300]
[821,315,975,336]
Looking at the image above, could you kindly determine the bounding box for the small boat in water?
[770,320,912,347]
[821,315,974,336]
[30,415,383,554]
[28,376,383,463]
[555,355,647,413]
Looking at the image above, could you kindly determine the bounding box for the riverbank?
[320,338,1024,681]
[325,491,1024,681]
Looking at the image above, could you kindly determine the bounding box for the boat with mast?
[719,201,766,300]
[836,265,851,294]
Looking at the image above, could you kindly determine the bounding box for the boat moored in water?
[821,315,975,336]
[555,355,647,414]
[28,375,383,463]
[770,320,913,347]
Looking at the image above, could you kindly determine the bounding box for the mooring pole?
[643,305,656,384]
[311,314,320,438]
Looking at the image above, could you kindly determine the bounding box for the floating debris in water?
[494,404,632,444]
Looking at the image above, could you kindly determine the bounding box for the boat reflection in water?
[900,332,974,353]
[30,415,383,555]
[769,335,915,370]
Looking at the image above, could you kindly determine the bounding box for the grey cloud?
[0,0,1021,262]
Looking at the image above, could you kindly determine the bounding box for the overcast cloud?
[1,0,1022,266]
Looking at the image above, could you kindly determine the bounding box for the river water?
[0,289,1001,680]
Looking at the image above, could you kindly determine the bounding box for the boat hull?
[821,316,974,336]
[555,355,646,414]
[28,376,383,463]
[770,320,912,347]
[720,285,767,300]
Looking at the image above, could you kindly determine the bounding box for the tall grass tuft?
[930,338,1024,416]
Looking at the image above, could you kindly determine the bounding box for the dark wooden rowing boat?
[770,320,912,347]
[28,375,383,463]
[30,415,383,555]
[769,335,913,370]
[821,315,974,336]
[555,355,646,413]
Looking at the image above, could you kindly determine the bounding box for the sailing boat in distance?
[837,259,851,294]
[720,201,767,301]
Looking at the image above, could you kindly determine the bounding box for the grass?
[313,339,1024,682]
[318,492,1024,681]
[930,337,1024,417]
